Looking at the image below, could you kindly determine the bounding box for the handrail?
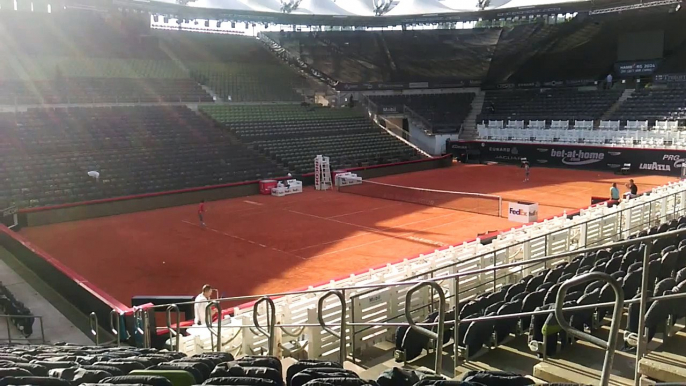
[89,312,99,346]
[205,301,222,352]
[215,301,222,353]
[554,272,624,386]
[404,105,433,132]
[109,309,121,347]
[317,290,347,365]
[153,290,686,330]
[253,297,276,355]
[134,308,150,348]
[634,242,652,386]
[166,304,181,351]
[405,281,446,375]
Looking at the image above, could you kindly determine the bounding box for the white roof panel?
[154,0,590,16]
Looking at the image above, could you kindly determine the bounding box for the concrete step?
[534,359,633,386]
[639,352,686,384]
[455,335,539,379]
[532,326,637,386]
[639,330,686,384]
[600,89,634,121]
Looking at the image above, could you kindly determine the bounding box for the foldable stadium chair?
[129,370,195,386]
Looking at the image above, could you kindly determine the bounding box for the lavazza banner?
[448,141,686,176]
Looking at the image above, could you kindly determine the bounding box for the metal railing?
[99,185,686,385]
[0,314,45,345]
[404,105,433,133]
[131,229,681,375]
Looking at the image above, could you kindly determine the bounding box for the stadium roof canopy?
[108,0,662,26]
[148,0,583,15]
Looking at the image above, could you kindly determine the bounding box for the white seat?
[488,120,504,129]
[626,120,649,130]
[551,120,570,130]
[528,120,546,129]
[508,120,525,129]
[574,120,593,130]
[599,120,620,130]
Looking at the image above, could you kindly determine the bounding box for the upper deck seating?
[0,12,212,104]
[160,32,306,102]
[268,29,499,83]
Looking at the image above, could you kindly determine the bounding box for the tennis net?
[337,178,502,217]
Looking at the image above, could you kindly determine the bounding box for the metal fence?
[93,181,686,386]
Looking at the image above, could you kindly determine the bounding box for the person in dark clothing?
[625,179,638,198]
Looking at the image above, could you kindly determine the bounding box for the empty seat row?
[201,105,422,175]
[0,344,587,386]
[395,216,686,364]
[0,106,286,208]
[369,93,475,134]
[478,89,622,123]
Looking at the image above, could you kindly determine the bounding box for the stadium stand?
[201,105,423,174]
[0,106,285,208]
[159,31,307,102]
[506,10,686,83]
[267,11,686,86]
[0,12,212,104]
[478,88,622,123]
[368,93,475,134]
[609,84,686,123]
[267,29,500,83]
[0,282,34,338]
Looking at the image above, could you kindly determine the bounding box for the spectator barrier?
[137,180,686,371]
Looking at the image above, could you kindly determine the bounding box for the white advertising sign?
[508,201,539,223]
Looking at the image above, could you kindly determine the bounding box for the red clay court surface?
[18,164,676,307]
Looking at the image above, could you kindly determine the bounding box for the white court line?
[287,207,458,236]
[327,202,403,219]
[285,208,462,253]
[181,220,306,260]
[243,200,263,206]
[302,215,475,260]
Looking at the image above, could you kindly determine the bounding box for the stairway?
[459,91,485,140]
[600,89,634,121]
[160,41,221,102]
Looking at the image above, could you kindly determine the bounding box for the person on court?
[625,179,638,199]
[198,199,206,227]
[523,162,530,182]
[610,183,620,201]
[194,284,217,326]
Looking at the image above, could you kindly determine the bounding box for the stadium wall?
[19,156,451,227]
[0,225,128,341]
[449,140,686,176]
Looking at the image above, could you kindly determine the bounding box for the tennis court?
[18,163,676,307]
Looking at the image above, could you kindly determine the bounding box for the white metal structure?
[152,180,686,361]
[314,155,332,191]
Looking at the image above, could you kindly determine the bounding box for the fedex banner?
[448,141,686,176]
